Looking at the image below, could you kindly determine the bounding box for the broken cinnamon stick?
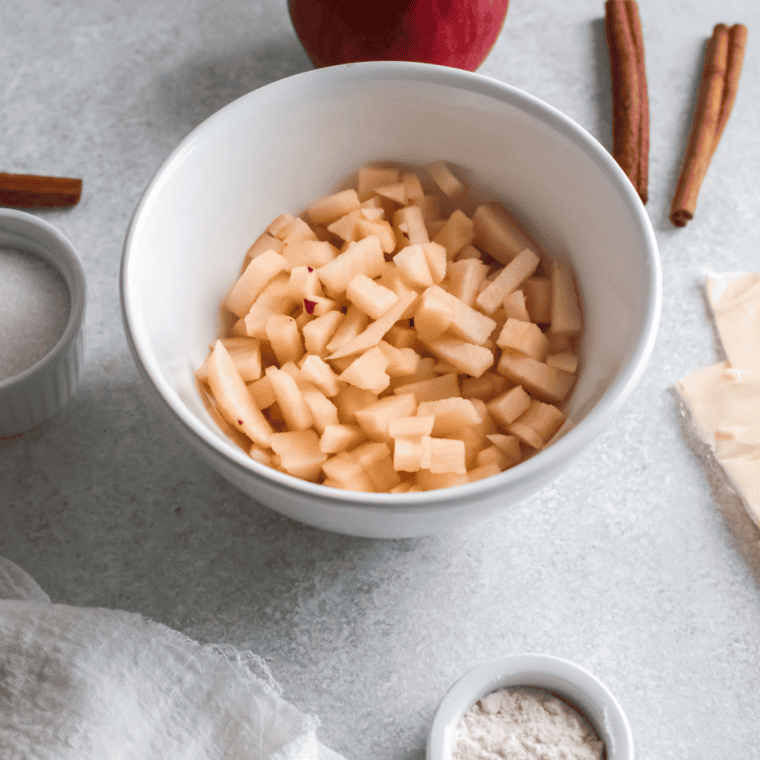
[605,0,649,204]
[0,172,82,208]
[670,24,748,227]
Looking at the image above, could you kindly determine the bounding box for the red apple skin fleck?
[288,0,509,72]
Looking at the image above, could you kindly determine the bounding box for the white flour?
[453,686,604,760]
[0,247,70,381]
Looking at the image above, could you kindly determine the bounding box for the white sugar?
[0,247,71,381]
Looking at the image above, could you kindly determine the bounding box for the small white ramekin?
[0,209,86,437]
[427,653,634,760]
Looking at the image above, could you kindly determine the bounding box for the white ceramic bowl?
[0,209,86,437]
[121,61,660,538]
[427,653,634,759]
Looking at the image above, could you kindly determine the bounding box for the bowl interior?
[122,62,659,499]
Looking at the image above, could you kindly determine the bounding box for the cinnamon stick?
[605,0,649,204]
[670,24,748,227]
[0,173,82,208]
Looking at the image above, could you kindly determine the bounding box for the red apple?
[288,0,510,72]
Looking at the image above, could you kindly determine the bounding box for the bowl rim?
[426,652,634,760]
[0,208,87,391]
[120,60,661,509]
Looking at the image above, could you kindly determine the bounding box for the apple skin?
[288,0,510,72]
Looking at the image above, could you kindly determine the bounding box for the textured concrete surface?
[2,1,760,758]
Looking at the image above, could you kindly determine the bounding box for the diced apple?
[351,441,401,490]
[472,204,534,265]
[354,393,417,443]
[376,341,420,377]
[393,244,434,289]
[523,277,552,324]
[486,433,522,465]
[243,273,297,339]
[424,285,497,345]
[265,365,313,431]
[374,182,408,205]
[447,259,488,307]
[277,216,317,245]
[550,261,582,336]
[243,232,284,268]
[509,398,566,450]
[433,209,475,259]
[414,291,453,342]
[503,289,532,322]
[357,166,400,201]
[425,161,466,198]
[393,372,460,403]
[496,351,575,404]
[417,397,483,437]
[411,193,440,221]
[270,429,327,480]
[420,436,467,474]
[266,314,304,365]
[297,380,340,434]
[335,385,379,424]
[416,470,469,490]
[302,310,344,357]
[393,438,424,472]
[267,213,294,238]
[475,248,541,315]
[338,346,391,394]
[466,463,502,483]
[288,265,324,301]
[306,188,361,225]
[325,305,369,354]
[486,385,532,428]
[299,354,342,396]
[302,295,336,317]
[319,424,365,454]
[393,205,430,245]
[247,374,276,409]
[546,351,579,374]
[388,415,435,439]
[401,171,424,200]
[207,342,273,448]
[496,318,549,361]
[346,274,399,320]
[355,217,397,253]
[226,249,291,317]
[317,235,385,297]
[421,336,495,378]
[420,241,447,283]
[282,239,339,268]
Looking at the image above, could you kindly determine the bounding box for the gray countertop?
[2,1,760,758]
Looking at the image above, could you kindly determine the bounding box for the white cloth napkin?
[0,557,346,760]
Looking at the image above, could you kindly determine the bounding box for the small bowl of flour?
[427,653,633,760]
[0,209,86,437]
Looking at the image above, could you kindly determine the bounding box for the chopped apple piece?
[325,305,369,354]
[414,291,453,342]
[425,161,466,198]
[546,351,578,374]
[447,259,489,307]
[265,365,313,431]
[352,441,401,490]
[509,399,566,449]
[327,291,417,360]
[388,415,436,439]
[394,438,424,472]
[466,463,502,483]
[393,205,429,245]
[411,193,440,221]
[434,209,475,259]
[393,244,434,289]
[282,239,339,269]
[335,384,379,424]
[338,346,391,394]
[207,342,273,449]
[425,284,497,345]
[550,261,582,336]
[503,289,531,322]
[417,470,469,490]
[270,429,327,480]
[355,216,396,253]
[496,318,549,361]
[302,295,336,317]
[288,266,324,301]
[306,188,361,225]
[421,336,494,378]
[267,213,294,238]
[346,274,399,320]
[420,436,467,474]
[299,354,341,396]
[297,380,340,434]
[475,248,541,315]
[357,166,400,201]
[393,372,460,403]
[302,310,344,357]
[317,235,385,297]
[243,232,284,268]
[486,385,532,428]
[243,273,297,339]
[472,204,534,265]
[496,352,575,404]
[523,277,552,324]
[486,433,522,465]
[226,249,291,318]
[417,398,483,437]
[247,375,276,409]
[354,393,417,443]
[401,171,424,200]
[320,424,365,454]
[374,182,408,205]
[266,314,304,366]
